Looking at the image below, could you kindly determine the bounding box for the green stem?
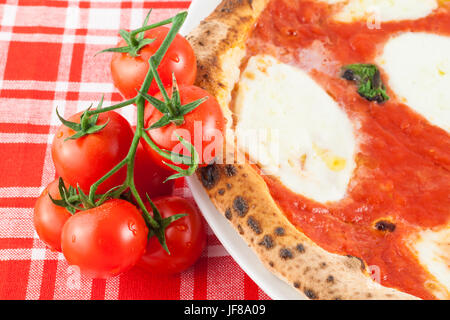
[153,12,187,63]
[124,12,187,228]
[85,10,188,233]
[130,183,157,228]
[117,91,160,229]
[80,112,90,131]
[88,158,127,202]
[129,17,176,40]
[134,11,187,109]
[86,98,136,116]
[141,130,189,164]
[148,58,177,117]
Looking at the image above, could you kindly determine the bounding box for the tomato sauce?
[246,0,450,299]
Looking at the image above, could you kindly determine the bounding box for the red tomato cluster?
[32,24,223,279]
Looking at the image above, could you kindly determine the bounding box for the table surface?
[0,0,269,300]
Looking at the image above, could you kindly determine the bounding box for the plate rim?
[187,176,306,300]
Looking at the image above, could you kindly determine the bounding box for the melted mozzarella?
[235,55,356,203]
[377,32,450,132]
[412,228,450,299]
[320,0,438,23]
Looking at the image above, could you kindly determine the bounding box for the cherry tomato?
[52,111,134,194]
[134,140,174,200]
[137,196,206,274]
[33,179,72,252]
[111,26,197,100]
[143,85,225,168]
[61,199,148,279]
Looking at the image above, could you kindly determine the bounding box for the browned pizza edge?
[187,0,419,300]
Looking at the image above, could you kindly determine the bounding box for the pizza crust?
[188,0,418,300]
[187,0,269,125]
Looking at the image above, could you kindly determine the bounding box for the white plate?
[182,0,306,300]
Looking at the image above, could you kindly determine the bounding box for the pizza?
[187,0,450,300]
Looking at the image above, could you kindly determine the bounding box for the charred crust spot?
[233,196,249,217]
[347,255,366,270]
[217,188,225,195]
[279,248,293,260]
[224,164,237,176]
[296,243,306,253]
[220,0,247,14]
[237,224,244,235]
[225,208,232,220]
[247,216,262,235]
[226,183,232,190]
[375,220,396,232]
[269,261,274,267]
[304,289,318,300]
[199,164,220,189]
[258,235,274,249]
[274,227,285,236]
[356,257,366,270]
[293,282,300,289]
[326,275,334,283]
[320,262,327,269]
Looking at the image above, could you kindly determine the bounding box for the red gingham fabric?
[0,0,270,300]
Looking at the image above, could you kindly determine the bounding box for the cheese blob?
[377,32,450,132]
[234,55,356,203]
[411,227,450,299]
[321,0,438,23]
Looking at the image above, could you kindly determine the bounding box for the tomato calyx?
[139,58,207,129]
[145,194,186,254]
[47,178,80,214]
[56,96,110,141]
[97,10,181,58]
[49,177,123,214]
[98,11,154,58]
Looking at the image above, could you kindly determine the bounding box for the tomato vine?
[53,11,200,251]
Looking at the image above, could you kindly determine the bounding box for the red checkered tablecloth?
[0,0,269,300]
